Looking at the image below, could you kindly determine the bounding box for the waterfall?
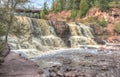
[67,22,96,47]
[8,16,96,51]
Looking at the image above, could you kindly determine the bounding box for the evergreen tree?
[98,0,110,11]
[65,0,71,10]
[57,0,62,12]
[71,9,77,20]
[79,0,90,17]
[51,0,56,12]
[72,0,77,9]
[43,2,48,14]
[99,17,106,27]
[51,0,62,12]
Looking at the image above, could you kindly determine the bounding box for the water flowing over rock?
[8,16,96,52]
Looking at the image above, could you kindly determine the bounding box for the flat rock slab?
[0,52,40,77]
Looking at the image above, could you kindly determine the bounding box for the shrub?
[71,10,77,20]
[33,13,37,18]
[114,22,120,34]
[98,17,106,27]
[40,10,45,19]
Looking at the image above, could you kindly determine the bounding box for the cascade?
[8,16,96,52]
[67,22,96,47]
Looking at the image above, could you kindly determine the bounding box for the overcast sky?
[28,0,52,9]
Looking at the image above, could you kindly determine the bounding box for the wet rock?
[64,71,73,77]
[101,65,109,71]
[49,67,55,73]
[50,72,57,77]
[38,69,44,74]
[0,57,4,64]
[57,70,64,76]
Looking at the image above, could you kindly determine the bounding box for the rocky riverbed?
[30,48,120,77]
[1,48,120,77]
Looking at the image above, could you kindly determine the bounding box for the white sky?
[29,0,52,9]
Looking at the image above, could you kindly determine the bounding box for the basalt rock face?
[8,16,96,51]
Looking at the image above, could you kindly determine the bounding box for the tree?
[51,0,58,12]
[79,0,90,17]
[56,0,63,12]
[72,0,77,9]
[0,0,29,55]
[52,0,65,12]
[115,0,120,4]
[51,0,56,11]
[43,2,48,14]
[98,0,110,11]
[65,0,71,10]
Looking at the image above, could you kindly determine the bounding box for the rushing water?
[8,16,96,51]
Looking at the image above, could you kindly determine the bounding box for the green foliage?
[43,2,48,14]
[98,0,110,11]
[57,0,62,12]
[0,27,6,36]
[71,10,77,20]
[0,0,29,55]
[40,10,45,19]
[98,17,106,27]
[72,0,77,9]
[33,13,37,18]
[51,0,55,11]
[114,22,120,33]
[79,0,90,18]
[51,0,114,14]
[51,0,63,12]
[65,0,72,10]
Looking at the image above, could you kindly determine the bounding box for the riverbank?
[0,52,40,77]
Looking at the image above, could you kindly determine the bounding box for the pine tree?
[72,0,77,9]
[57,0,63,12]
[51,0,56,11]
[71,10,77,20]
[98,0,109,11]
[65,0,71,10]
[43,2,48,14]
[79,0,90,17]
